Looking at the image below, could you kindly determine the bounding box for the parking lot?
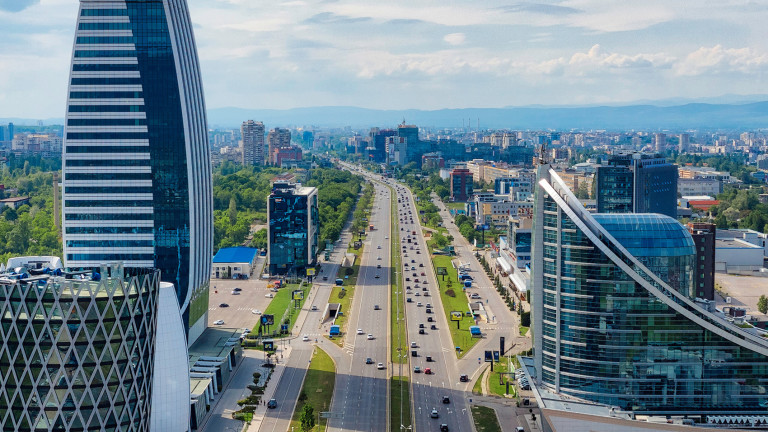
[207,276,275,331]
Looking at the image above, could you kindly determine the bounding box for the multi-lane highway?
[327,182,392,431]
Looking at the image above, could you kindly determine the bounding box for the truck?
[464,280,472,288]
[329,325,340,336]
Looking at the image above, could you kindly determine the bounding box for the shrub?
[446,289,456,298]
[521,311,531,327]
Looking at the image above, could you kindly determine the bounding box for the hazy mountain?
[207,102,768,130]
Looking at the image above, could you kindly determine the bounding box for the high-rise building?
[450,168,473,202]
[62,0,213,344]
[688,222,716,300]
[241,120,265,166]
[268,182,319,275]
[267,127,291,164]
[366,128,396,163]
[679,133,690,153]
[654,132,666,152]
[0,125,5,142]
[0,257,190,431]
[596,152,678,218]
[7,122,13,142]
[532,167,768,415]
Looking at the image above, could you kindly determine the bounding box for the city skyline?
[3,1,768,118]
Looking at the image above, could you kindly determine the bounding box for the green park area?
[290,347,336,431]
[327,244,362,346]
[470,405,502,432]
[251,283,309,337]
[431,255,480,357]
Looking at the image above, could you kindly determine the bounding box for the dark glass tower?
[596,152,678,218]
[63,0,213,343]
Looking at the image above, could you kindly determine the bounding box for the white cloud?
[443,33,466,46]
[676,45,768,76]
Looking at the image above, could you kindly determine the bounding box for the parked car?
[213,320,224,325]
[219,303,229,307]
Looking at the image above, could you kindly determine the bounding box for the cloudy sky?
[2,0,768,118]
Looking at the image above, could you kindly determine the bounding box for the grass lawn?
[290,347,336,431]
[487,357,516,398]
[446,202,465,211]
[328,245,362,346]
[472,369,485,395]
[431,255,480,357]
[390,185,408,364]
[390,376,412,432]
[252,283,310,337]
[470,405,502,432]
[519,325,529,337]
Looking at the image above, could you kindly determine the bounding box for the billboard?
[436,267,448,276]
[484,350,493,363]
[263,340,274,351]
[292,290,304,300]
[261,314,275,326]
[306,268,316,276]
[450,311,463,321]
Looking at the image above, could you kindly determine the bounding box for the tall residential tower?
[62,0,213,344]
[241,120,265,166]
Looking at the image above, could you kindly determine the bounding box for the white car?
[213,320,224,325]
[311,305,318,311]
[302,335,310,341]
[265,293,274,298]
[377,256,382,260]
[377,362,385,369]
[251,309,262,315]
[367,334,374,340]
[357,328,364,335]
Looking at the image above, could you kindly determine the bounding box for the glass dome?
[593,213,695,258]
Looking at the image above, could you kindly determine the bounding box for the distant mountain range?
[5,98,768,130]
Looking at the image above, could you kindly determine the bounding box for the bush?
[338,290,346,299]
[345,267,354,276]
[521,311,531,327]
[298,390,308,402]
[446,289,456,298]
[252,372,261,381]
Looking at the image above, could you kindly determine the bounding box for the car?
[405,277,410,281]
[415,292,420,297]
[430,409,439,418]
[424,368,432,375]
[213,320,224,325]
[459,374,469,382]
[385,236,389,239]
[377,245,381,249]
[302,335,309,341]
[440,425,449,432]
[265,293,274,298]
[311,305,318,311]
[366,357,373,364]
[470,293,481,299]
[414,278,420,283]
[431,324,437,330]
[267,399,277,409]
[231,290,240,295]
[416,251,420,254]
[442,396,450,404]
[375,274,380,279]
[515,428,525,432]
[426,303,432,308]
[367,334,374,340]
[378,362,385,369]
[413,366,421,373]
[411,350,418,357]
[377,256,382,260]
[418,328,426,335]
[411,341,417,348]
[219,303,229,307]
[411,259,416,263]
[242,328,251,334]
[419,323,425,328]
[427,317,434,322]
[357,328,364,335]
[407,298,413,303]
[419,263,424,267]
[251,309,262,315]
[412,272,417,277]
[233,287,242,292]
[374,304,381,310]
[417,302,423,307]
[377,264,382,269]
[424,292,430,297]
[426,308,432,314]
[411,266,416,271]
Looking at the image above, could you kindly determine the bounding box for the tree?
[228,197,238,225]
[252,228,267,249]
[758,295,768,315]
[299,404,315,431]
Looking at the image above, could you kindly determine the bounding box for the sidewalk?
[246,346,293,432]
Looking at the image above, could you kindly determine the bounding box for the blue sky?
[1,0,768,118]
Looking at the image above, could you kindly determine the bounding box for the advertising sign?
[306,268,316,276]
[263,340,274,351]
[292,290,304,300]
[261,314,275,326]
[450,311,463,322]
[484,350,493,363]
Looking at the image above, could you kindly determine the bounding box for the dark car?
[267,399,277,409]
[233,287,242,292]
[425,356,433,362]
[427,317,434,322]
[419,323,425,328]
[442,396,450,404]
[219,303,229,307]
[426,308,432,314]
[419,329,425,335]
[431,324,437,330]
[440,424,449,432]
[459,374,469,382]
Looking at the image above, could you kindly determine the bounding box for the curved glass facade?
[63,0,213,340]
[533,167,768,415]
[0,266,159,431]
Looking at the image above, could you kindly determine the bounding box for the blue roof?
[212,247,258,263]
[594,214,695,258]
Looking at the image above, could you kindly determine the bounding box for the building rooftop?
[212,247,258,264]
[716,238,763,249]
[189,327,244,366]
[594,214,695,257]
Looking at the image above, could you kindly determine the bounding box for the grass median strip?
[431,255,480,357]
[327,244,362,346]
[390,376,412,432]
[289,346,336,431]
[390,185,408,364]
[251,283,310,337]
[470,405,502,432]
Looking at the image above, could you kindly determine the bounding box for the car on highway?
[417,302,423,307]
[425,356,433,362]
[411,341,417,348]
[515,428,525,432]
[213,320,224,325]
[357,328,364,335]
[426,303,432,308]
[407,298,412,303]
[377,264,382,269]
[413,366,421,373]
[470,293,481,299]
[419,323,425,328]
[377,245,381,249]
[424,292,430,297]
[426,308,432,314]
[378,362,385,369]
[414,292,420,297]
[367,334,374,340]
[311,305,318,311]
[265,293,273,298]
[219,303,229,307]
[252,309,261,315]
[267,399,277,409]
[419,263,424,267]
[302,335,309,341]
[430,409,439,418]
[431,325,437,330]
[375,274,380,278]
[442,396,450,404]
[233,287,242,292]
[374,304,380,310]
[419,329,425,334]
[366,357,373,364]
[428,317,434,322]
[231,290,240,295]
[440,425,449,432]
[424,368,432,375]
[460,374,469,382]
[377,256,382,260]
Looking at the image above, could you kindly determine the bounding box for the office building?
[273,145,303,167]
[62,0,214,344]
[679,133,690,152]
[688,222,716,300]
[654,132,666,152]
[450,168,473,202]
[0,257,190,431]
[532,167,768,415]
[241,120,265,166]
[268,182,319,275]
[267,128,291,164]
[678,178,722,197]
[0,125,4,142]
[386,136,407,165]
[596,152,678,218]
[7,122,13,142]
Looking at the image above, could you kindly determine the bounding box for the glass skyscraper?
[62,0,213,343]
[267,182,319,276]
[532,167,768,415]
[596,152,678,218]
